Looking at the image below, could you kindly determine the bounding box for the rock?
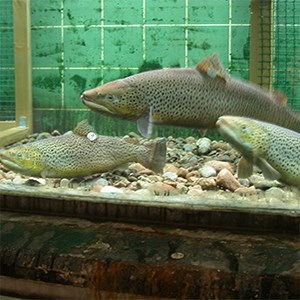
[265,187,285,200]
[128,163,146,173]
[196,137,211,154]
[204,160,233,174]
[114,178,130,188]
[5,171,16,180]
[238,178,250,187]
[136,169,155,177]
[163,172,178,181]
[101,186,123,194]
[134,189,152,196]
[96,178,109,187]
[163,163,178,174]
[211,141,230,151]
[216,169,241,191]
[26,177,46,186]
[12,175,26,185]
[197,177,217,190]
[176,167,188,178]
[249,174,283,190]
[234,186,257,196]
[60,178,70,188]
[185,136,196,144]
[183,143,197,152]
[51,130,61,136]
[199,165,217,178]
[91,184,102,192]
[186,170,200,180]
[36,132,52,140]
[187,187,204,197]
[148,182,178,196]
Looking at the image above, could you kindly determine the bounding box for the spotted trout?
[81,54,300,137]
[216,116,300,187]
[0,120,166,178]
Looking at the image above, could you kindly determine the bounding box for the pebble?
[186,170,200,180]
[187,187,204,197]
[216,169,241,192]
[249,175,282,190]
[101,186,123,194]
[36,132,52,140]
[196,137,211,154]
[60,178,70,188]
[199,165,217,178]
[163,163,178,174]
[96,178,109,187]
[234,186,257,196]
[162,172,178,181]
[26,177,46,186]
[183,143,197,152]
[12,175,26,185]
[176,167,188,178]
[204,160,233,174]
[265,187,285,200]
[148,182,178,196]
[196,177,217,190]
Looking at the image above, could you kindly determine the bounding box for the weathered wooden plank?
[0,127,29,147]
[1,212,299,299]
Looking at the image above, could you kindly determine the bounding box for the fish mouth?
[0,152,33,174]
[81,94,116,115]
[80,94,137,120]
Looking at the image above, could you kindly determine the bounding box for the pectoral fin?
[137,108,153,138]
[256,158,281,181]
[237,157,254,178]
[196,54,230,82]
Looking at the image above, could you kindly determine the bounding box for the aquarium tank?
[0,1,300,299]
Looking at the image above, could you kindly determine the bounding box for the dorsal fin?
[271,91,288,107]
[73,120,97,136]
[196,54,230,82]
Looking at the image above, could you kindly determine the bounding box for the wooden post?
[250,0,274,89]
[0,0,32,146]
[13,0,32,133]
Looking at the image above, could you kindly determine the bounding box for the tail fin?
[142,138,166,173]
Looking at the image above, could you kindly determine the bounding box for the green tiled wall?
[0,0,15,121]
[30,0,251,135]
[273,1,300,111]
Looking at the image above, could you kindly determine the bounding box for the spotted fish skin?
[216,116,300,187]
[81,54,300,137]
[0,120,166,178]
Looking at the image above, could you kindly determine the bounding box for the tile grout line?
[60,0,65,108]
[228,0,232,70]
[29,23,255,29]
[184,0,189,67]
[101,0,105,84]
[142,0,146,61]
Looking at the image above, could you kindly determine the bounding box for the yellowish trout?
[81,54,300,137]
[216,116,300,187]
[0,120,166,178]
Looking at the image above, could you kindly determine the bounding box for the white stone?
[12,175,26,185]
[101,186,123,194]
[162,171,178,181]
[199,165,217,178]
[196,137,211,154]
[96,178,109,187]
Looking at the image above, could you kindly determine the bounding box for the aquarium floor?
[1,211,299,299]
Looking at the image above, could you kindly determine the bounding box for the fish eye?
[106,94,114,101]
[240,125,251,134]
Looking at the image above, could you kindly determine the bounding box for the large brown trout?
[216,116,300,187]
[81,54,300,137]
[0,120,166,178]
